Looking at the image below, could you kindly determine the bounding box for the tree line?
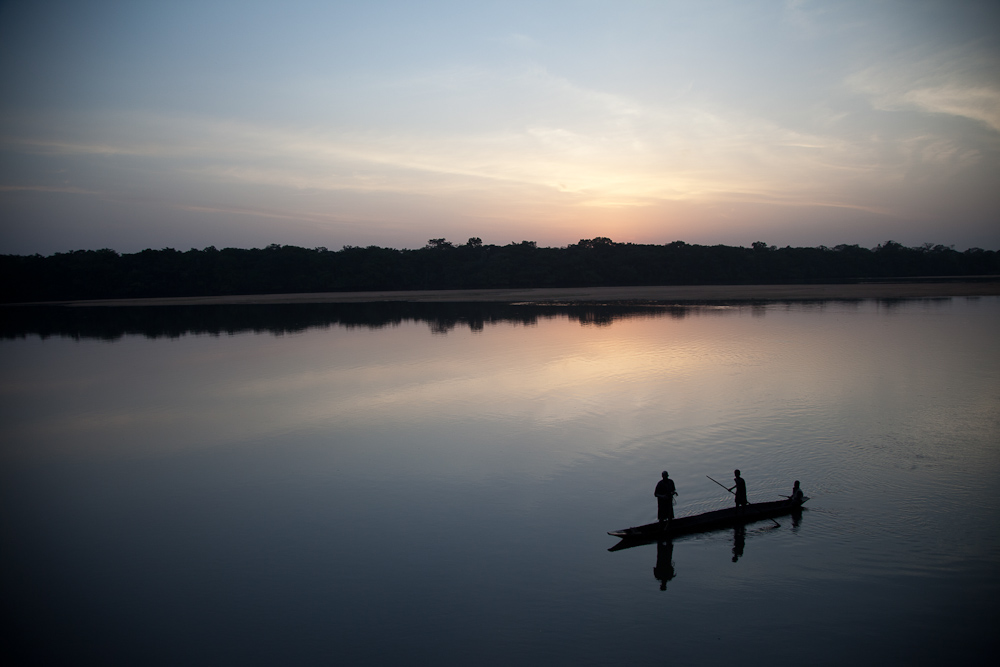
[2,237,998,303]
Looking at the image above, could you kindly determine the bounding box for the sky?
[1,0,998,255]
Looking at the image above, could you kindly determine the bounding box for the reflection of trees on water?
[2,302,740,341]
[5,298,952,341]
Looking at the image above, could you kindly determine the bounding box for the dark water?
[2,298,998,666]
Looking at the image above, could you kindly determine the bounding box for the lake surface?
[2,298,998,666]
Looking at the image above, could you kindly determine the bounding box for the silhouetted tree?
[1,238,997,303]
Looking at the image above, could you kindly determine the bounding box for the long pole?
[706,475,733,494]
[708,475,781,527]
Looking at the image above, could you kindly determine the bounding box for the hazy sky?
[1,0,998,254]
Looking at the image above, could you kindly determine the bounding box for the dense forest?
[2,237,998,303]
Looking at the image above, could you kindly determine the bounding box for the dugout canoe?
[608,497,809,541]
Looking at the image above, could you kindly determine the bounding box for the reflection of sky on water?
[1,298,998,665]
[2,300,998,483]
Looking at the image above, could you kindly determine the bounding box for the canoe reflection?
[608,498,808,550]
[611,507,806,590]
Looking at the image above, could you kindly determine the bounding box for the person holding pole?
[728,469,748,511]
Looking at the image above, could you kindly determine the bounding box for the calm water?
[2,298,998,666]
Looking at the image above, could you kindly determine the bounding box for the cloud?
[847,49,1000,133]
[4,60,893,212]
[4,45,995,249]
[898,84,1000,133]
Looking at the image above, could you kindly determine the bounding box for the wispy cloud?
[847,49,1000,133]
[3,65,911,220]
[2,0,998,252]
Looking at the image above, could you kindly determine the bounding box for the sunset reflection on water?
[1,298,998,665]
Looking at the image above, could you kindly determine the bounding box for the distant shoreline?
[17,281,1000,307]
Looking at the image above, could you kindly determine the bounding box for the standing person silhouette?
[728,469,748,511]
[654,471,677,524]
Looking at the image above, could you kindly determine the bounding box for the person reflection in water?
[728,469,748,511]
[732,525,746,562]
[654,538,676,590]
[654,471,677,524]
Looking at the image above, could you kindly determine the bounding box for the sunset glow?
[1,1,998,253]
